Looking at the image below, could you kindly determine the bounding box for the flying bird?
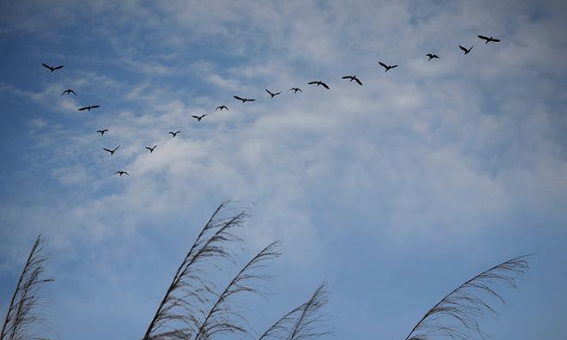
[61,89,76,95]
[265,89,282,98]
[342,75,363,86]
[192,114,206,122]
[215,105,229,111]
[115,170,129,177]
[42,63,64,72]
[78,105,100,111]
[103,145,120,155]
[378,61,398,72]
[145,145,157,153]
[308,81,330,89]
[478,35,501,44]
[96,129,109,136]
[233,96,255,103]
[426,53,439,61]
[169,131,180,137]
[459,45,474,55]
[289,87,302,93]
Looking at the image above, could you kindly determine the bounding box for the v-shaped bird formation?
[41,33,500,178]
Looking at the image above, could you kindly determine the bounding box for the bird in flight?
[96,129,109,136]
[378,61,398,72]
[234,96,255,103]
[426,53,439,61]
[289,88,302,93]
[215,105,229,111]
[78,105,100,111]
[478,35,501,44]
[146,145,157,153]
[169,131,180,137]
[342,75,363,86]
[192,114,206,122]
[42,63,64,72]
[459,45,474,55]
[265,89,282,98]
[103,145,120,155]
[308,81,330,89]
[115,170,129,177]
[61,89,77,96]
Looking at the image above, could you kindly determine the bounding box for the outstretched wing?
[354,78,363,86]
[274,92,281,96]
[247,98,256,102]
[70,89,76,95]
[192,115,199,119]
[321,82,330,89]
[53,65,64,70]
[233,95,244,101]
[378,61,388,69]
[78,107,87,111]
[459,45,468,52]
[492,38,501,42]
[478,35,489,41]
[103,148,112,153]
[308,81,318,85]
[390,65,399,69]
[41,63,51,70]
[265,89,273,95]
[91,105,100,109]
[342,76,351,80]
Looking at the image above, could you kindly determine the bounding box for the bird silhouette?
[78,105,100,111]
[308,81,330,89]
[61,89,77,95]
[115,170,129,177]
[289,87,302,93]
[145,145,157,153]
[459,45,474,55]
[42,63,64,72]
[96,129,109,136]
[378,61,398,72]
[478,35,501,44]
[426,53,439,61]
[234,96,255,103]
[192,114,206,122]
[265,89,282,98]
[342,75,363,86]
[215,105,229,111]
[169,131,180,137]
[103,145,120,155]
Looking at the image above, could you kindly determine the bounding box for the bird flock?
[41,34,501,178]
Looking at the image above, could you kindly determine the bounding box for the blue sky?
[1,0,566,339]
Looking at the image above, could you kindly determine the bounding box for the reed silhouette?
[0,236,53,340]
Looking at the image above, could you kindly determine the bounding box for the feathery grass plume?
[192,241,282,340]
[404,255,532,340]
[142,202,248,340]
[1,235,53,340]
[258,282,333,340]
